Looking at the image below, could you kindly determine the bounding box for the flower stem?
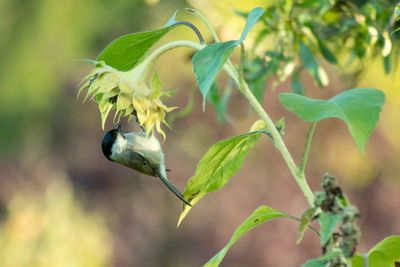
[137,40,204,77]
[186,8,221,42]
[299,122,317,175]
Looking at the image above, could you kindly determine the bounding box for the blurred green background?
[1,0,400,266]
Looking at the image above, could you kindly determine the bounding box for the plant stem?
[187,8,238,76]
[142,37,316,206]
[137,40,204,77]
[227,54,315,206]
[186,8,221,42]
[299,122,316,175]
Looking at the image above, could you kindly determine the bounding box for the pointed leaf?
[193,41,236,110]
[208,82,232,123]
[192,7,264,109]
[151,69,162,98]
[279,88,385,154]
[318,213,342,245]
[298,41,329,87]
[97,12,179,71]
[297,207,318,244]
[238,7,264,42]
[204,206,289,267]
[368,236,400,266]
[291,67,304,95]
[178,120,265,226]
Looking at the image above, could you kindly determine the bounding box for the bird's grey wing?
[118,149,157,177]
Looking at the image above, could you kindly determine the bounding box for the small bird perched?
[101,124,191,206]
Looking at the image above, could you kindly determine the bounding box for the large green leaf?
[177,120,265,226]
[368,236,400,266]
[192,7,264,109]
[204,206,289,267]
[279,88,385,154]
[97,12,179,71]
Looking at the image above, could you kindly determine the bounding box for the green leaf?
[317,39,338,64]
[306,27,338,65]
[291,67,304,95]
[318,213,342,245]
[351,254,365,267]
[297,207,318,244]
[279,88,385,154]
[97,12,179,71]
[368,236,400,266]
[369,251,393,267]
[249,76,267,103]
[298,41,329,87]
[192,7,264,109]
[238,7,264,43]
[193,41,236,110]
[208,82,232,123]
[150,69,162,97]
[178,120,266,226]
[204,206,289,267]
[301,250,342,267]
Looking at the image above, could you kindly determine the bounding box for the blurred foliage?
[0,177,111,267]
[190,0,400,122]
[242,0,399,99]
[0,0,183,156]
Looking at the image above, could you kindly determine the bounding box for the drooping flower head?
[78,61,176,139]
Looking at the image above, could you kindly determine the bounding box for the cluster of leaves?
[246,0,396,97]
[207,0,398,121]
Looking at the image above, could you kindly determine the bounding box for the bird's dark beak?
[116,124,122,133]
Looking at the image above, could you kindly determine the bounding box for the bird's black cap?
[101,124,121,160]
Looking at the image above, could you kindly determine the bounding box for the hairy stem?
[299,122,317,175]
[229,47,315,206]
[141,37,316,206]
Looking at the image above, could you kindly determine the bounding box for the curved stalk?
[136,40,204,78]
[186,8,221,42]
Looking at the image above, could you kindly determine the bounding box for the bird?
[101,124,191,206]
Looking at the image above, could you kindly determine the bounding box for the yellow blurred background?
[0,0,399,266]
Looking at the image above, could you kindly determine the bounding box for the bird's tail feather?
[157,173,192,206]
